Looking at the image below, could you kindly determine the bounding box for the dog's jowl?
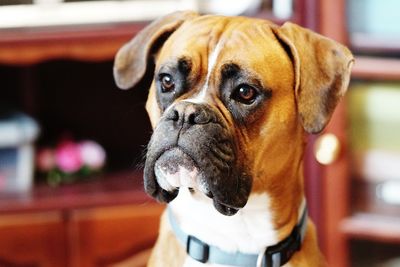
[114,11,353,267]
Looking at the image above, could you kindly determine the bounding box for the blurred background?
[0,0,399,266]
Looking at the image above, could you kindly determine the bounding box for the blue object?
[0,113,39,192]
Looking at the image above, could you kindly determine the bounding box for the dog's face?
[144,16,301,216]
[114,12,353,216]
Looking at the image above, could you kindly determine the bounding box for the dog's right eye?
[160,74,175,93]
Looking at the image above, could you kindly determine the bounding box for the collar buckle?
[186,235,209,263]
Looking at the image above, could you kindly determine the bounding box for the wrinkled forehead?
[156,16,292,85]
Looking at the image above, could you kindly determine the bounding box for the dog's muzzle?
[144,102,252,216]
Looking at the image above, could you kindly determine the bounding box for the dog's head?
[114,11,353,216]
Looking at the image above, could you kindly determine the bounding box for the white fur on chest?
[170,188,281,267]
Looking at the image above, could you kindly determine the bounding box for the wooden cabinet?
[0,205,163,267]
[0,212,67,267]
[0,174,164,267]
[71,204,163,267]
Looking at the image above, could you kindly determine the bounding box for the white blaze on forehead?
[185,39,224,104]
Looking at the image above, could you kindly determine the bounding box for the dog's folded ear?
[272,22,354,134]
[113,11,198,90]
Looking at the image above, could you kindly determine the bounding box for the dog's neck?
[169,186,305,256]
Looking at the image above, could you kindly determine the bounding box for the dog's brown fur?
[114,11,353,267]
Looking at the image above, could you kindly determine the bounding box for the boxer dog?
[114,11,353,267]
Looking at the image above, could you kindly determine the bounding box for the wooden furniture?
[0,172,164,267]
[0,19,164,267]
[318,1,400,266]
[0,23,146,65]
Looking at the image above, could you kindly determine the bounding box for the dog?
[113,11,353,267]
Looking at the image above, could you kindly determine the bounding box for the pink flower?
[78,140,106,170]
[55,141,82,173]
[36,148,56,171]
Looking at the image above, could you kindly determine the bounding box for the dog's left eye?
[160,74,175,93]
[232,84,259,105]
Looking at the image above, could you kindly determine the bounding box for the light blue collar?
[168,204,308,267]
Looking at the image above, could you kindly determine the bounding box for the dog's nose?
[166,102,213,126]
